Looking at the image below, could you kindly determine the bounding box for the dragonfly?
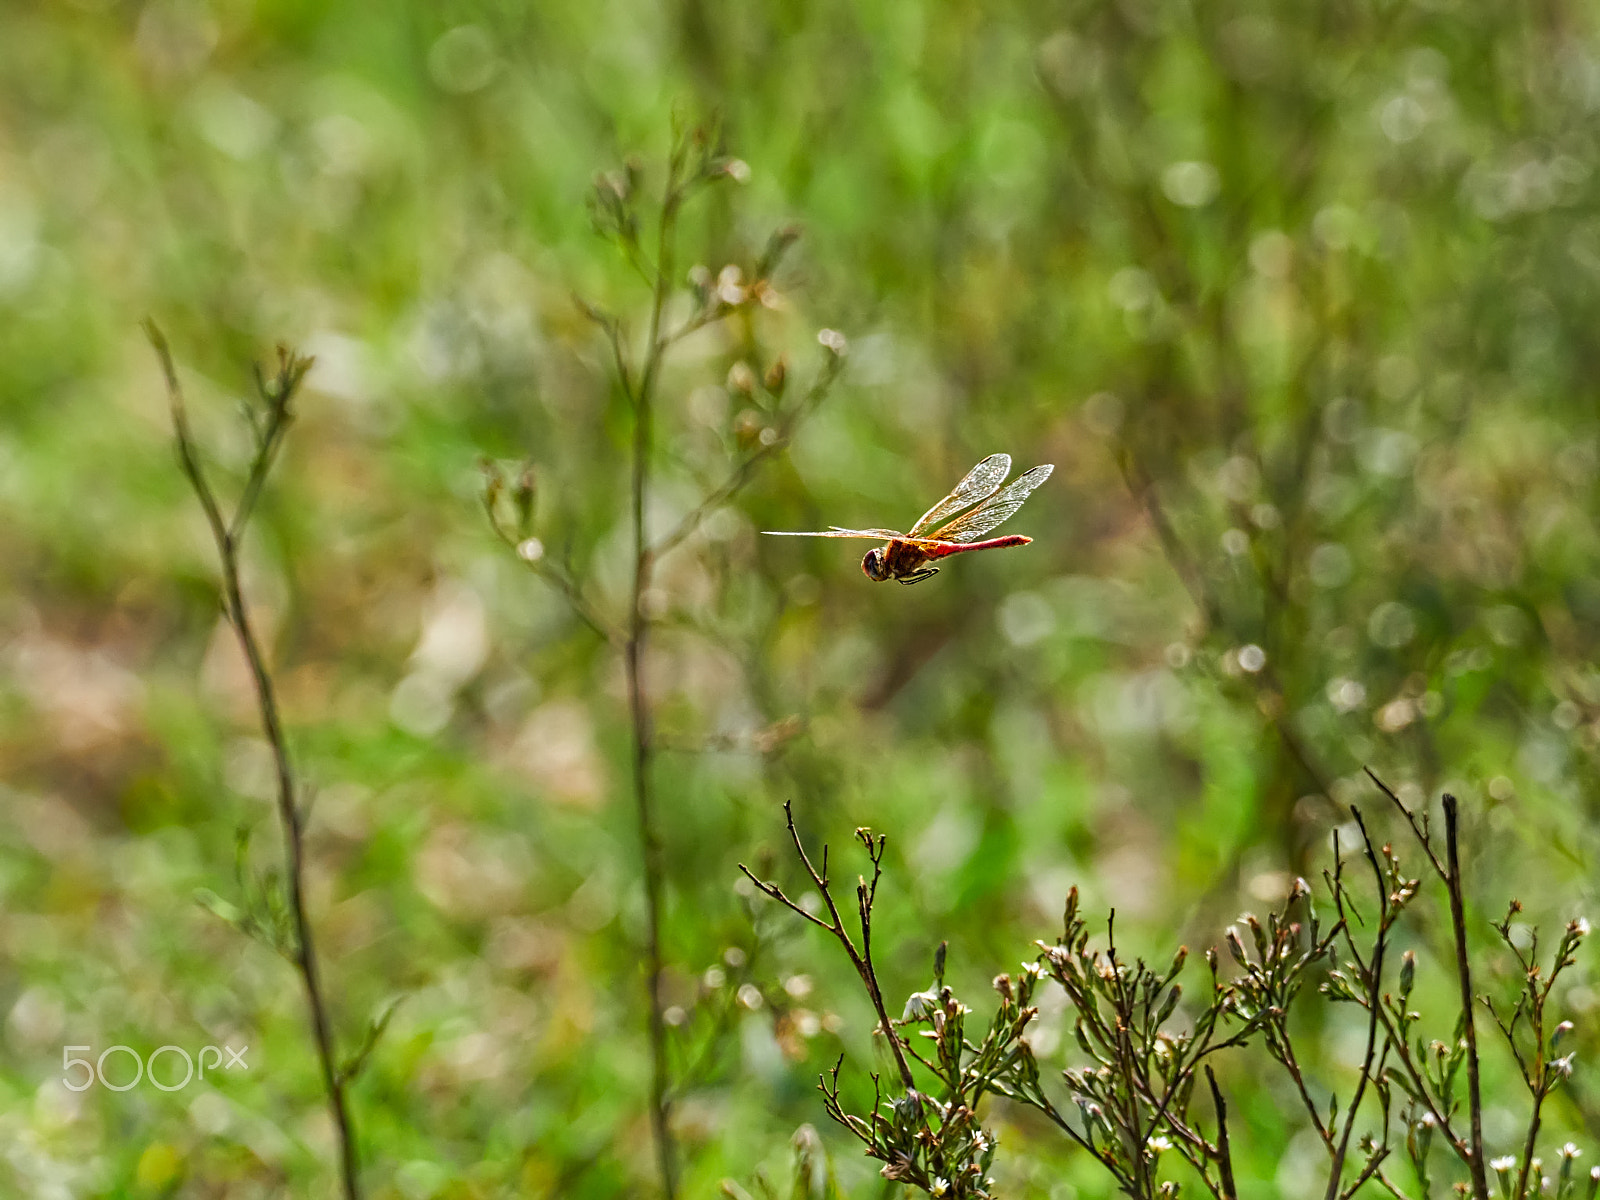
[764,453,1054,584]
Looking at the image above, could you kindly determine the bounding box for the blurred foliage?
[5,0,1600,1197]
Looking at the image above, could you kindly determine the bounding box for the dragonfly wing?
[929,464,1054,542]
[908,453,1012,536]
[762,526,906,539]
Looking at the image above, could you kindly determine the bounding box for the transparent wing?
[908,453,1012,536]
[762,526,906,539]
[929,464,1054,543]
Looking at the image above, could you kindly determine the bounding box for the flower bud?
[727,361,756,395]
[1156,984,1182,1025]
[763,356,787,397]
[513,465,536,536]
[1226,927,1247,966]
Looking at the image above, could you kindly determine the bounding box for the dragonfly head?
[861,547,892,581]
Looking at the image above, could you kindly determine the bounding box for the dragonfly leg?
[897,567,940,585]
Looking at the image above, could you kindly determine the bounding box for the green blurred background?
[6,0,1600,1195]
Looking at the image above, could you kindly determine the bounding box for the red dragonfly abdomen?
[919,534,1032,561]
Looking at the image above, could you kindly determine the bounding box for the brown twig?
[1442,795,1490,1200]
[1326,830,1465,1165]
[1326,807,1388,1200]
[738,801,917,1090]
[1367,772,1490,1200]
[1206,1065,1237,1200]
[149,323,361,1200]
[1339,1146,1396,1200]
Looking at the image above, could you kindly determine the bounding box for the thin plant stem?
[738,801,917,1091]
[1443,795,1490,1200]
[525,131,839,1198]
[149,324,360,1200]
[1326,807,1388,1200]
[1368,773,1490,1200]
[627,144,685,1200]
[1205,1066,1236,1200]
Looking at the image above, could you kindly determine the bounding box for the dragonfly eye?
[861,548,889,581]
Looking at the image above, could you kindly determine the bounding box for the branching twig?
[1443,795,1490,1200]
[149,323,361,1200]
[480,488,621,646]
[491,127,838,1200]
[1206,1065,1237,1200]
[738,801,916,1090]
[1368,771,1490,1200]
[649,354,842,564]
[1326,808,1388,1200]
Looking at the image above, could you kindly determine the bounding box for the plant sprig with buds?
[487,120,845,1200]
[745,776,1595,1200]
[1482,903,1591,1200]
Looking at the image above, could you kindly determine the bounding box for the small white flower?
[930,1177,950,1197]
[817,328,849,356]
[1491,1156,1518,1171]
[1577,917,1592,937]
[716,265,746,306]
[1147,1135,1172,1155]
[1561,1142,1582,1160]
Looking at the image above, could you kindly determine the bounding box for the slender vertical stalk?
[547,131,834,1197]
[1513,1098,1544,1200]
[151,326,359,1200]
[224,538,359,1200]
[625,153,682,1200]
[1443,795,1490,1200]
[1326,808,1388,1200]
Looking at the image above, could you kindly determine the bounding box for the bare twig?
[1326,808,1388,1200]
[1339,1146,1396,1200]
[739,801,916,1090]
[149,323,361,1200]
[1368,773,1490,1200]
[1206,1065,1237,1200]
[1442,795,1490,1200]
